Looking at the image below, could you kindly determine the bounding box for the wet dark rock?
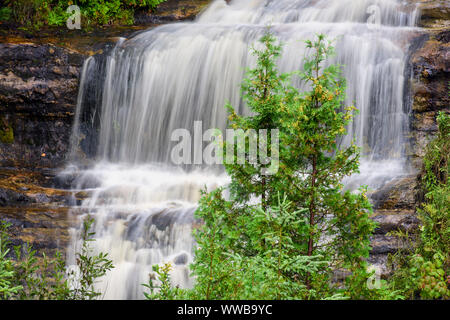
[372,211,420,235]
[0,43,86,168]
[174,253,189,265]
[416,0,450,28]
[0,187,33,206]
[134,0,211,24]
[370,234,408,255]
[409,27,450,170]
[0,43,84,112]
[0,206,75,257]
[53,172,77,189]
[411,32,449,113]
[151,207,195,231]
[33,193,51,204]
[371,176,417,210]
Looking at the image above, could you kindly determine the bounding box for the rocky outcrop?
[368,175,422,278]
[135,0,211,24]
[367,0,450,279]
[371,176,418,210]
[416,0,450,28]
[408,1,450,168]
[369,210,420,278]
[0,167,78,257]
[0,43,86,168]
[409,29,449,167]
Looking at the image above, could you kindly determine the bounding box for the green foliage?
[46,3,70,26]
[75,0,133,26]
[0,120,14,144]
[0,0,167,28]
[422,111,449,193]
[0,216,114,300]
[143,263,182,300]
[143,32,382,300]
[4,0,48,29]
[68,216,114,300]
[1,220,69,300]
[187,191,330,300]
[0,222,22,299]
[413,111,449,299]
[389,111,449,300]
[219,32,378,299]
[11,245,71,300]
[0,6,11,22]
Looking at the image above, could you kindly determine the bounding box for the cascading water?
[63,0,419,299]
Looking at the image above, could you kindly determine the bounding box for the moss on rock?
[0,117,14,144]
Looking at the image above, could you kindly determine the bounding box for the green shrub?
[389,111,449,300]
[0,217,114,300]
[0,117,14,144]
[0,222,22,299]
[0,6,11,22]
[0,0,168,28]
[144,33,392,300]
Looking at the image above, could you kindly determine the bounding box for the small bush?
[0,0,168,29]
[389,111,449,299]
[0,216,114,300]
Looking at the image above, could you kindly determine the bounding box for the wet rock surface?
[367,0,449,277]
[368,211,420,278]
[408,1,450,169]
[135,0,211,24]
[371,176,418,210]
[0,168,78,257]
[0,43,86,168]
[372,211,420,235]
[416,0,450,28]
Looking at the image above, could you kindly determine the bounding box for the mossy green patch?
[0,118,14,144]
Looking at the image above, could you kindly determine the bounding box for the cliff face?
[0,43,85,168]
[409,6,449,167]
[368,0,449,277]
[0,0,448,274]
[0,43,86,255]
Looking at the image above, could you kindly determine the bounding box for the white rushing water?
[64,0,419,299]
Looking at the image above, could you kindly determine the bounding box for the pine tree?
[154,32,381,300]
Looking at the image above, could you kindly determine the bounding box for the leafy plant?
[218,32,379,299]
[143,32,383,300]
[0,221,22,299]
[143,263,182,300]
[389,111,449,300]
[0,0,168,29]
[188,191,329,300]
[68,216,114,300]
[0,6,11,22]
[0,216,114,300]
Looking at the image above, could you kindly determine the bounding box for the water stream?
[63,0,419,299]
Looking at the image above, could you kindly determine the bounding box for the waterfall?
[63,0,419,299]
